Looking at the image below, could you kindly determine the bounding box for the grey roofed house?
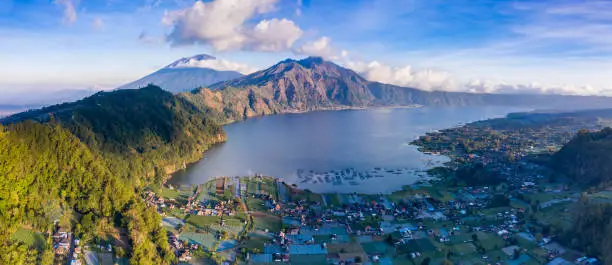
[501,245,520,256]
[547,257,573,265]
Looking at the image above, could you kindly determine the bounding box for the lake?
[170,106,527,193]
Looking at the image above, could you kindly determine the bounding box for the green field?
[260,179,278,200]
[241,233,271,251]
[475,232,505,251]
[159,186,194,201]
[327,242,365,254]
[452,242,476,256]
[11,228,46,250]
[197,182,218,202]
[179,224,217,250]
[245,197,269,212]
[187,215,223,228]
[252,213,282,233]
[361,241,390,255]
[534,201,574,229]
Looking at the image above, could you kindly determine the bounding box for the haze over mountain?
[183,57,612,122]
[117,54,244,93]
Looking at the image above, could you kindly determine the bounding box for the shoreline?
[166,104,425,181]
[217,104,424,125]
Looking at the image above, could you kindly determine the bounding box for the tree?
[220,230,229,240]
[512,248,521,260]
[421,257,431,265]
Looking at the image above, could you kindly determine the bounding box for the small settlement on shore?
[137,111,612,265]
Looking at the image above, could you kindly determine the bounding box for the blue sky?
[1,0,612,97]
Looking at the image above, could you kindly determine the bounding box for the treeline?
[548,128,612,263]
[552,127,612,188]
[0,86,226,264]
[563,197,612,264]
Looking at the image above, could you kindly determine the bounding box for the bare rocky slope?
[181,57,612,122]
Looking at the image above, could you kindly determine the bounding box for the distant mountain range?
[117,54,243,93]
[180,56,612,122]
[8,55,612,124]
[0,88,98,107]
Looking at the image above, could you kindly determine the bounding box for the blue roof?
[264,244,281,254]
[289,244,328,255]
[546,257,573,265]
[507,254,532,265]
[286,234,312,244]
[250,254,273,263]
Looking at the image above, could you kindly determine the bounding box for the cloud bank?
[163,0,302,52]
[157,0,612,97]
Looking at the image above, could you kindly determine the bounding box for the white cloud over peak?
[163,0,303,52]
[54,0,77,25]
[294,36,336,58]
[168,57,257,75]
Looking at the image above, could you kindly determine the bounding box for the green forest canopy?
[0,86,225,264]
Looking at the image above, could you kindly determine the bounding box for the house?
[178,250,192,262]
[501,245,520,257]
[547,257,573,265]
[399,228,412,238]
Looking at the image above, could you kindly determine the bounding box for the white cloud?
[168,56,257,74]
[340,55,457,91]
[249,19,303,52]
[294,36,336,58]
[54,0,77,25]
[163,0,303,52]
[465,79,612,96]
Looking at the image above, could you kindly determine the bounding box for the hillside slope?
[0,86,226,264]
[552,127,612,187]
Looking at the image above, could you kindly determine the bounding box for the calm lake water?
[170,106,527,193]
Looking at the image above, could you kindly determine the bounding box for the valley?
[152,108,612,265]
[3,57,612,265]
[5,1,612,265]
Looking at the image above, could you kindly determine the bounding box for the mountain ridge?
[183,56,612,122]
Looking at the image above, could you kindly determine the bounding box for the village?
[131,113,612,265]
[19,111,607,265]
[136,168,603,265]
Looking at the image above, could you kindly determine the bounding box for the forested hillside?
[564,197,612,263]
[0,86,225,264]
[552,127,612,188]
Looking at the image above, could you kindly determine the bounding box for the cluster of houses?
[168,233,200,263]
[144,189,240,218]
[52,225,82,265]
[146,166,603,265]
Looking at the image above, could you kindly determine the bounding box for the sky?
[1,0,612,100]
